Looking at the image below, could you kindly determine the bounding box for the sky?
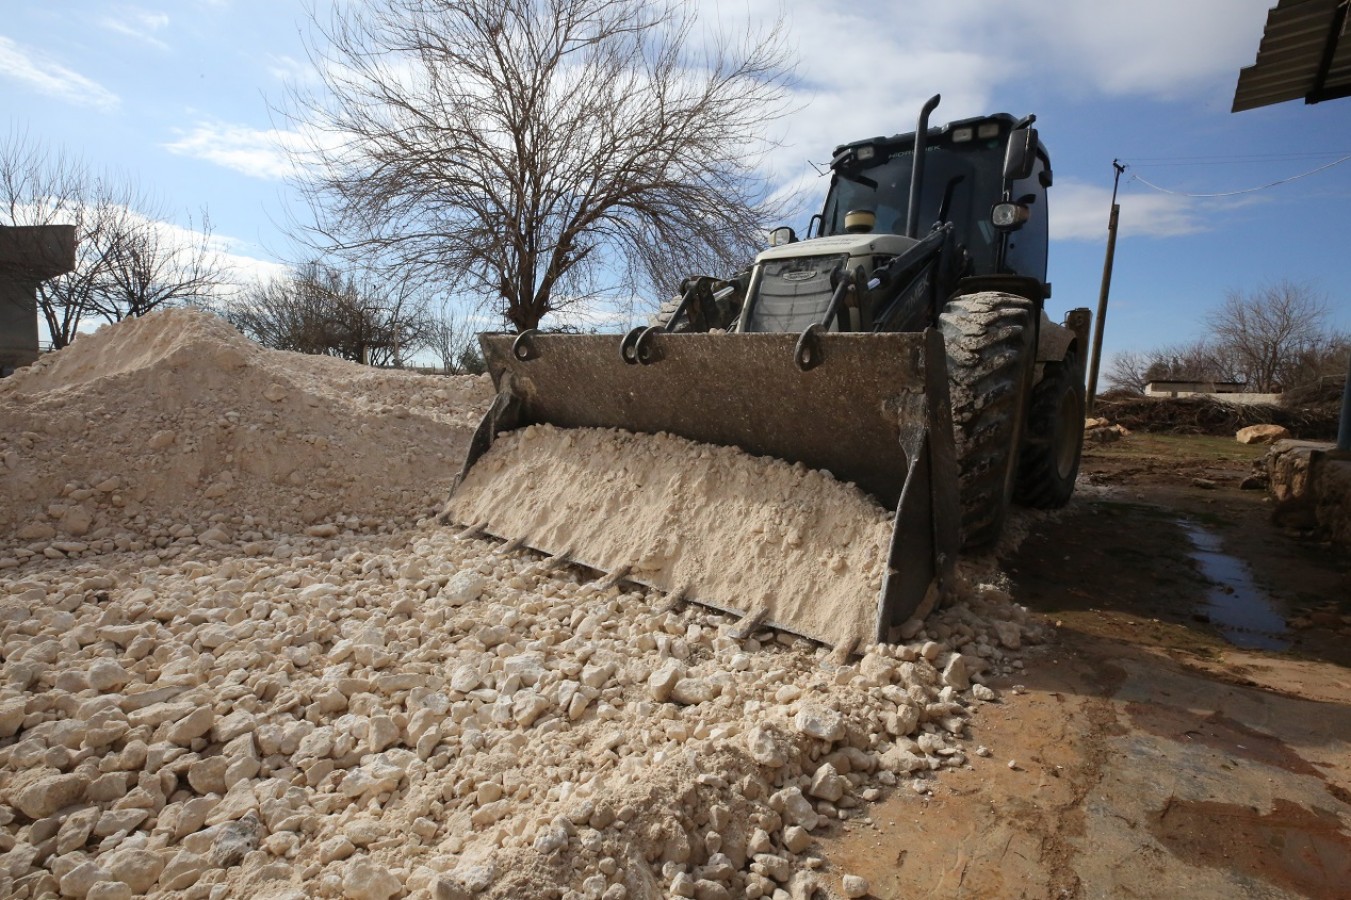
[4,0,1351,368]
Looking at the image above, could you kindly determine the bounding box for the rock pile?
[1083,417,1128,444]
[0,309,1045,898]
[0,526,1038,899]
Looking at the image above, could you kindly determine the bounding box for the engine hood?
[755,232,919,263]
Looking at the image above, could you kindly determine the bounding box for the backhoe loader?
[442,95,1089,654]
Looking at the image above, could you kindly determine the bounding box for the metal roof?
[1232,0,1351,112]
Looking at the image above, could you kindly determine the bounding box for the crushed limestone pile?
[0,528,1038,900]
[446,425,895,649]
[0,309,491,567]
[0,309,1047,899]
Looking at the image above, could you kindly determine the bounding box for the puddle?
[1181,522,1290,651]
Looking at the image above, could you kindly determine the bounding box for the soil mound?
[0,308,492,554]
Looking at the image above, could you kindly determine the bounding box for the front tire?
[1015,350,1085,508]
[939,293,1034,549]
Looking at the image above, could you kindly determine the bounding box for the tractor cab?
[819,113,1051,285]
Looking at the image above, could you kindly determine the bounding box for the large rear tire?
[1015,350,1085,508]
[939,293,1034,549]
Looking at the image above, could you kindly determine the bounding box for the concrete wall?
[0,224,75,377]
[1146,380,1245,395]
[1144,383,1282,406]
[0,275,41,376]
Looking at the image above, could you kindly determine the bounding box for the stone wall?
[1266,440,1351,549]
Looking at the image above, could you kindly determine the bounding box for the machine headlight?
[991,202,1030,230]
[951,126,974,143]
[856,145,875,161]
[977,122,1001,139]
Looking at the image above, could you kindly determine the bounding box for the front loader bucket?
[441,329,960,651]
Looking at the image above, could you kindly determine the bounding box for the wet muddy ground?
[820,433,1351,898]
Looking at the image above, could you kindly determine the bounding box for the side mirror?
[1003,128,1038,181]
[768,226,797,247]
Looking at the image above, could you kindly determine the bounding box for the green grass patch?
[1086,432,1266,464]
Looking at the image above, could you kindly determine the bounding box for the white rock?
[808,763,846,803]
[745,725,786,767]
[842,874,870,898]
[444,572,485,606]
[782,825,812,854]
[58,860,109,898]
[87,659,129,692]
[770,786,819,831]
[512,691,551,728]
[670,677,714,705]
[86,883,133,900]
[104,849,164,893]
[992,620,1021,650]
[343,859,402,900]
[941,654,970,691]
[158,851,208,891]
[13,771,88,818]
[647,660,685,703]
[166,706,215,745]
[450,665,482,693]
[793,706,845,743]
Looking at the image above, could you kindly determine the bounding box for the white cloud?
[266,54,321,86]
[723,0,1277,235]
[1011,0,1274,99]
[0,36,120,111]
[1050,179,1210,241]
[163,122,305,180]
[110,206,292,294]
[99,8,172,50]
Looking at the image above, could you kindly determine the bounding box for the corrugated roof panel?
[1233,0,1350,112]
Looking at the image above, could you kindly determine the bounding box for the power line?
[1129,155,1351,168]
[1125,153,1351,198]
[1127,151,1351,164]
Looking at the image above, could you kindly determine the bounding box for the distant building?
[1144,380,1246,397]
[1145,380,1282,406]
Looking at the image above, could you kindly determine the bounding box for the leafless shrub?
[224,261,433,366]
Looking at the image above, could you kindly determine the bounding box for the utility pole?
[1085,160,1126,415]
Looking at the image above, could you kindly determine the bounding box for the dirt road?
[822,434,1351,898]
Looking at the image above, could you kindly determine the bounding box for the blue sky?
[4,0,1350,365]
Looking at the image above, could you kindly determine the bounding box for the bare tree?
[1104,350,1150,394]
[1207,279,1332,392]
[289,0,794,332]
[1138,339,1240,386]
[427,307,485,374]
[224,261,434,366]
[88,205,229,321]
[1,130,230,346]
[1,131,101,347]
